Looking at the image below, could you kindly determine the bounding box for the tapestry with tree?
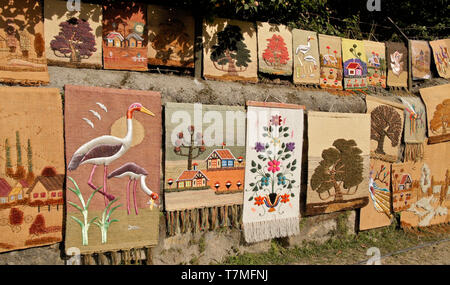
[44,0,102,68]
[306,112,370,215]
[419,84,450,144]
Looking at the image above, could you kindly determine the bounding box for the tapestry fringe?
[165,205,243,236]
[78,246,154,265]
[404,143,424,162]
[243,216,300,243]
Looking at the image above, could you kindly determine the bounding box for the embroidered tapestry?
[411,40,431,80]
[400,97,427,162]
[147,5,194,68]
[306,112,370,215]
[64,85,161,254]
[164,103,246,235]
[0,0,49,85]
[44,0,102,69]
[243,102,304,243]
[366,96,404,163]
[359,159,392,231]
[386,41,408,88]
[419,84,450,144]
[342,39,368,91]
[429,39,450,79]
[318,34,343,90]
[257,22,293,76]
[363,40,387,88]
[397,141,450,228]
[102,1,148,71]
[0,87,64,253]
[292,29,319,84]
[203,18,257,82]
[391,162,420,213]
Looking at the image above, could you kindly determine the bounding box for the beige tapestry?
[363,40,387,88]
[0,0,49,85]
[0,87,64,253]
[318,34,343,90]
[366,96,404,162]
[419,84,450,144]
[359,159,392,231]
[257,22,292,76]
[203,18,258,82]
[306,112,370,215]
[292,29,319,84]
[342,38,368,91]
[411,40,431,80]
[429,39,450,79]
[147,5,194,68]
[44,0,102,69]
[386,41,408,88]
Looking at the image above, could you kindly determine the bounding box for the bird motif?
[108,162,159,215]
[295,36,314,56]
[82,118,94,128]
[68,103,155,207]
[96,102,108,113]
[89,110,102,120]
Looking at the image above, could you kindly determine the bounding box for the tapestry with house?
[391,162,419,213]
[359,159,392,231]
[386,41,408,88]
[400,97,427,162]
[292,29,320,85]
[419,84,450,144]
[366,96,404,163]
[102,1,148,71]
[164,102,246,235]
[318,34,343,90]
[147,5,194,68]
[44,0,103,69]
[0,87,64,253]
[306,111,370,215]
[203,18,258,83]
[243,102,304,243]
[64,85,161,254]
[363,40,386,88]
[257,22,293,76]
[429,39,450,79]
[411,40,431,80]
[341,39,368,91]
[0,0,49,85]
[395,141,450,228]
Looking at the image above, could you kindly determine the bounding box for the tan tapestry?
[292,29,319,84]
[429,39,450,79]
[391,162,420,213]
[359,159,392,231]
[318,34,343,90]
[0,87,64,253]
[400,97,427,162]
[342,39,368,91]
[147,5,194,68]
[102,1,148,71]
[411,40,431,80]
[363,40,387,88]
[419,84,450,144]
[306,112,370,215]
[0,0,49,85]
[64,85,161,254]
[44,0,102,69]
[257,22,293,76]
[366,96,404,162]
[203,18,257,82]
[386,41,408,88]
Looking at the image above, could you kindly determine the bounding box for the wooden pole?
[194,15,203,79]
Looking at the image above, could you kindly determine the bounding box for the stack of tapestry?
[419,84,450,144]
[429,39,450,79]
[410,40,431,80]
[243,102,304,243]
[292,29,320,85]
[386,41,408,88]
[318,34,343,90]
[0,87,64,253]
[164,103,246,235]
[0,0,49,85]
[342,39,368,91]
[64,85,161,254]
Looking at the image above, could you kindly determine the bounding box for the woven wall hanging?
[386,41,408,88]
[342,39,368,91]
[318,34,343,90]
[363,40,387,88]
[410,40,431,80]
[292,29,320,85]
[243,102,304,243]
[0,87,64,253]
[400,97,427,162]
[64,85,161,254]
[429,39,450,79]
[419,84,450,144]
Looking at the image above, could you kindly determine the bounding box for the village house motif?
[393,173,413,212]
[175,164,209,189]
[27,174,64,203]
[206,148,238,169]
[346,61,363,76]
[8,180,29,203]
[0,178,12,204]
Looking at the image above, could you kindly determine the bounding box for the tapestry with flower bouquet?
[243,101,304,243]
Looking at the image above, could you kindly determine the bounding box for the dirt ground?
[381,239,450,265]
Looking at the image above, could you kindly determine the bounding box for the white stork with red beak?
[67,103,155,207]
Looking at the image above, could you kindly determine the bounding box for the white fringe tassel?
[244,216,300,243]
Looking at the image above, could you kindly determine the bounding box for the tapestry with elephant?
[0,87,64,253]
[386,41,408,88]
[64,85,161,254]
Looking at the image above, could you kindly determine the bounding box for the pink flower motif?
[268,160,281,173]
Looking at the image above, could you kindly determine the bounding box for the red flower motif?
[254,196,264,206]
[281,194,290,203]
[268,160,281,173]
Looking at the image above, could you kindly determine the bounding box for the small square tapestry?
[386,41,408,88]
[292,29,320,84]
[419,84,450,144]
[363,40,387,88]
[411,40,431,80]
[342,39,368,90]
[318,34,343,90]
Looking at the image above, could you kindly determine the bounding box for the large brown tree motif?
[311,139,364,201]
[371,105,402,155]
[430,99,450,135]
